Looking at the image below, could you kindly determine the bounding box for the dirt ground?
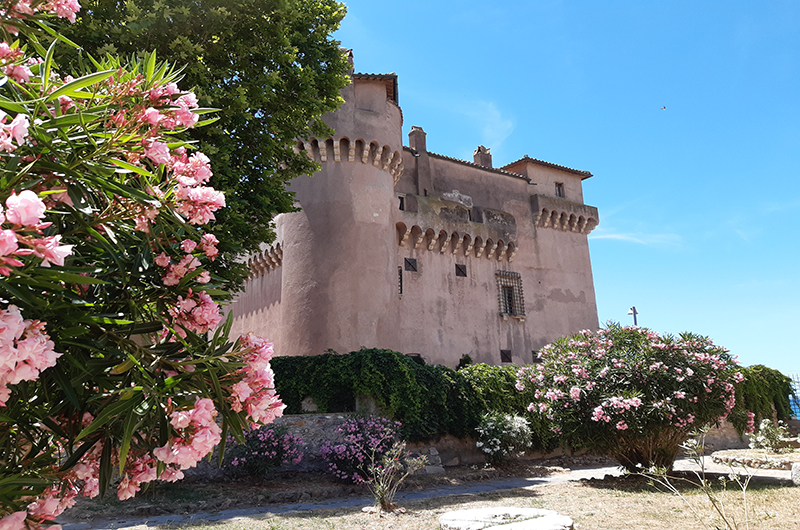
[58,453,800,530]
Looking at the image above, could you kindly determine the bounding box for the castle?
[229,59,600,367]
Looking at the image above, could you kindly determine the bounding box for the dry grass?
[106,476,799,530]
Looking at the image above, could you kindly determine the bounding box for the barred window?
[397,266,403,296]
[496,271,525,318]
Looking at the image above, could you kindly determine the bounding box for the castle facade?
[229,63,600,367]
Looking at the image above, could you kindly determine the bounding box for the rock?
[425,465,446,474]
[429,447,439,456]
[299,491,312,501]
[792,463,800,486]
[444,457,460,466]
[439,508,573,530]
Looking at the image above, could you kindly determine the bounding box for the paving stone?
[439,507,573,530]
[792,463,800,486]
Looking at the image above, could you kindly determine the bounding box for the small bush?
[365,441,427,511]
[320,416,401,483]
[222,426,304,477]
[749,419,794,454]
[475,411,533,464]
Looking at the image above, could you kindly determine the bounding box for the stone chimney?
[473,145,492,168]
[408,126,427,152]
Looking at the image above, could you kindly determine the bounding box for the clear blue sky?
[334,1,800,376]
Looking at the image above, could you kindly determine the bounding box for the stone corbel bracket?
[296,137,404,184]
[396,222,517,263]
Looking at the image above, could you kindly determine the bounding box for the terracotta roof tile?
[502,155,593,179]
[404,147,533,182]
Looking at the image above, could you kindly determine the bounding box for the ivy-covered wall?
[272,349,794,446]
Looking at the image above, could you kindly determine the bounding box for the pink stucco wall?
[229,69,600,368]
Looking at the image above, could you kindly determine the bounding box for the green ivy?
[272,349,545,444]
[728,364,795,435]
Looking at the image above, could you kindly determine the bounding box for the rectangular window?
[398,196,405,211]
[555,182,565,198]
[500,349,512,363]
[496,271,525,318]
[404,258,417,272]
[455,264,467,277]
[398,266,403,296]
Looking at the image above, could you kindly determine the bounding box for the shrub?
[0,8,283,525]
[320,416,401,483]
[365,441,427,511]
[518,323,744,472]
[749,419,794,454]
[728,364,795,435]
[460,363,556,451]
[475,412,533,465]
[223,427,304,477]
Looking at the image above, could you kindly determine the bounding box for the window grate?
[404,258,417,272]
[455,264,467,277]
[496,271,525,317]
[500,350,512,363]
[398,266,403,296]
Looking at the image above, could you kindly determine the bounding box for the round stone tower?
[273,70,404,357]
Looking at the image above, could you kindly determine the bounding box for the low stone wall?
[273,414,754,471]
[702,421,751,452]
[189,413,754,479]
[271,413,356,472]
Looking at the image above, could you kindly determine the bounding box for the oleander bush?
[222,426,304,478]
[475,411,533,465]
[517,323,745,472]
[320,416,401,483]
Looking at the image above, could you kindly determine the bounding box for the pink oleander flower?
[4,63,32,83]
[144,140,171,165]
[175,186,226,225]
[5,190,46,227]
[155,252,171,267]
[0,305,61,406]
[153,398,222,471]
[569,386,581,401]
[49,0,81,22]
[167,289,222,335]
[180,239,197,253]
[0,229,18,256]
[229,333,286,425]
[0,511,27,530]
[616,421,628,430]
[29,234,73,267]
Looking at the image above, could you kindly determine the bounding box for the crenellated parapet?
[296,137,404,184]
[396,222,518,263]
[530,194,598,235]
[246,242,283,280]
